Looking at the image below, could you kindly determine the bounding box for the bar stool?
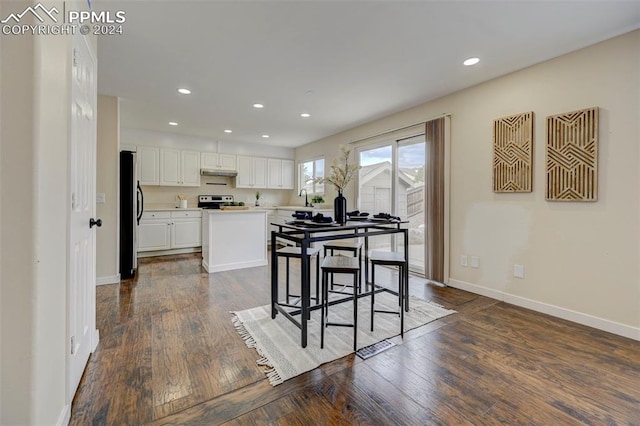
[320,256,361,351]
[323,240,363,293]
[276,246,321,306]
[369,250,407,338]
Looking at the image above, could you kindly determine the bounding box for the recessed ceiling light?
[177,88,191,95]
[463,57,480,66]
[253,103,264,109]
[224,129,232,133]
[300,113,311,118]
[168,121,178,126]
[262,134,270,138]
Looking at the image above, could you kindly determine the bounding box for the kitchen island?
[202,209,268,273]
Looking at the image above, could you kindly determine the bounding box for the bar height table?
[270,219,408,348]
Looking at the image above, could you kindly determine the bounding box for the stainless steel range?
[197,195,234,209]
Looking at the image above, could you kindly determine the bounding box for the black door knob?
[90,218,102,228]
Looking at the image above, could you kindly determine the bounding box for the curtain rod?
[348,112,451,145]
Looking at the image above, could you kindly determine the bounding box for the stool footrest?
[326,322,355,328]
[374,309,400,315]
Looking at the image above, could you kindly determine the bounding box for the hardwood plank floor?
[70,253,640,425]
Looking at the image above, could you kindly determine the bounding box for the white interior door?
[68,33,97,400]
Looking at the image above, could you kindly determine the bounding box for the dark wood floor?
[70,253,640,425]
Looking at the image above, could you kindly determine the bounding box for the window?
[298,158,324,194]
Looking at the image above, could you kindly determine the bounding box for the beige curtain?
[424,117,445,282]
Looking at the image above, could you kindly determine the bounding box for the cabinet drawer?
[171,210,202,218]
[141,211,171,220]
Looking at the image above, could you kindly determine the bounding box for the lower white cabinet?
[138,210,202,252]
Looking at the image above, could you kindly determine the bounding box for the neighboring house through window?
[298,158,324,194]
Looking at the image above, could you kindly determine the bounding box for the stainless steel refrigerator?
[120,150,143,279]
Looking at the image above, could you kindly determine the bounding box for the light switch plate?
[96,193,106,204]
[471,256,480,268]
[460,255,468,267]
[514,264,525,279]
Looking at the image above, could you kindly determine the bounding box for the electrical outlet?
[514,264,525,279]
[96,193,106,204]
[471,256,480,268]
[460,255,468,267]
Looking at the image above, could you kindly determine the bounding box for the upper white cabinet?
[237,156,268,188]
[159,148,201,187]
[137,146,159,185]
[267,159,294,189]
[201,153,237,171]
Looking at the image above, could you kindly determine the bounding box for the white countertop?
[145,206,202,212]
[203,209,268,214]
[272,205,333,211]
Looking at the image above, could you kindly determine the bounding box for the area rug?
[231,292,456,385]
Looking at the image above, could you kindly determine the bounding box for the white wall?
[121,128,294,159]
[1,3,36,423]
[296,30,640,338]
[96,96,120,283]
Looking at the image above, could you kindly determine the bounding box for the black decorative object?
[334,190,347,225]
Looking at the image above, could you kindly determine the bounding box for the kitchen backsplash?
[141,175,294,208]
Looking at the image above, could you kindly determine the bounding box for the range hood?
[200,169,237,177]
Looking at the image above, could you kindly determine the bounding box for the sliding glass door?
[397,137,425,275]
[357,136,426,274]
[358,145,393,251]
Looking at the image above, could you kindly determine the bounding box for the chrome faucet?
[299,189,310,207]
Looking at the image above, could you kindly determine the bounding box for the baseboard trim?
[203,259,268,273]
[137,247,201,258]
[96,274,120,286]
[56,404,70,426]
[448,278,640,342]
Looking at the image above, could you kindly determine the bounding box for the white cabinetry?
[159,149,201,187]
[267,159,294,189]
[137,211,171,251]
[236,156,268,188]
[170,211,202,248]
[137,146,160,185]
[201,153,237,171]
[138,210,202,253]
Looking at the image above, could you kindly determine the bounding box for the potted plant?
[255,191,261,206]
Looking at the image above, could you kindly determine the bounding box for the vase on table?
[334,190,347,225]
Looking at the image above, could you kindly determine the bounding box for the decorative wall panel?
[546,107,599,201]
[493,112,533,192]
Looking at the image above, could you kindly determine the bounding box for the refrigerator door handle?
[137,181,144,225]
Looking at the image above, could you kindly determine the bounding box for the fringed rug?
[231,292,456,386]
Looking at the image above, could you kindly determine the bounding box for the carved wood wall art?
[493,112,533,192]
[546,107,599,201]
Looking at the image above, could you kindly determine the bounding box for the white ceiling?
[97,1,640,148]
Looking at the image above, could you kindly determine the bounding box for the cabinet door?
[253,157,268,188]
[267,159,282,189]
[159,148,180,186]
[236,156,253,187]
[218,154,237,170]
[138,220,171,251]
[181,150,201,186]
[171,219,202,248]
[137,146,159,185]
[281,160,294,189]
[201,152,218,169]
